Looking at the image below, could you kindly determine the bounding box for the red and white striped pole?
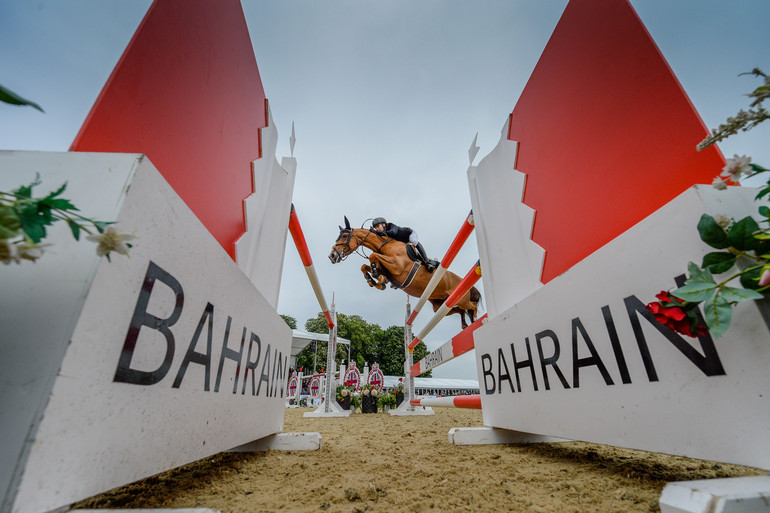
[288,204,334,329]
[410,314,487,377]
[408,260,482,352]
[410,395,481,409]
[406,211,475,327]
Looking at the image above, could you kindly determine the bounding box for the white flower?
[17,242,48,262]
[712,176,728,190]
[714,214,732,230]
[86,226,135,258]
[362,389,370,396]
[0,239,20,265]
[371,389,379,397]
[720,155,752,180]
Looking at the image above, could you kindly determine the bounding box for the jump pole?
[406,211,475,327]
[288,204,335,330]
[288,205,350,418]
[389,300,435,416]
[410,314,487,377]
[407,260,482,352]
[410,395,482,409]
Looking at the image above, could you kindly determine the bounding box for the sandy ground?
[74,407,764,513]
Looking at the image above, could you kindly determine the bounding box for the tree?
[280,314,297,329]
[297,312,431,377]
[377,325,432,378]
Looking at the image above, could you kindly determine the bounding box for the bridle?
[333,228,393,261]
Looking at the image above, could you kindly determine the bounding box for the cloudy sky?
[2,1,768,379]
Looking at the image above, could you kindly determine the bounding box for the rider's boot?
[416,243,438,272]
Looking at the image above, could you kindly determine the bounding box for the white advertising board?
[0,152,291,513]
[475,185,770,469]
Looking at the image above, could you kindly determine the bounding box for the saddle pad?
[405,244,419,262]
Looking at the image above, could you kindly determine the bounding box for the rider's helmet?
[372,217,387,229]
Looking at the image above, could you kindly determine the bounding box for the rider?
[371,217,438,272]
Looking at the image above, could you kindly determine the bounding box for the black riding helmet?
[372,217,387,228]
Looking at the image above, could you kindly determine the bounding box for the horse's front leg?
[360,264,380,288]
[368,255,389,290]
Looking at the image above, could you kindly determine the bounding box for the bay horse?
[329,217,481,329]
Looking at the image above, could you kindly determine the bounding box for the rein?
[335,229,392,260]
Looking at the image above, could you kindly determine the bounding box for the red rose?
[646,291,709,338]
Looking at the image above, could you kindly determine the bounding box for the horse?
[328,217,481,329]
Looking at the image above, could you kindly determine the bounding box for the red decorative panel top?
[71,0,266,260]
[509,0,725,283]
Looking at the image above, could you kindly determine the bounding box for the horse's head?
[329,216,358,263]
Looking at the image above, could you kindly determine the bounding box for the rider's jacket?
[379,223,413,243]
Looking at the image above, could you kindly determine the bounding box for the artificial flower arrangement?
[1,88,134,264]
[336,384,353,402]
[0,174,134,264]
[377,390,397,410]
[646,69,769,338]
[360,384,381,413]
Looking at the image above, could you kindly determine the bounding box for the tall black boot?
[416,243,438,272]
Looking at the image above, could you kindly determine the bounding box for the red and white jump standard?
[391,211,484,416]
[288,205,349,418]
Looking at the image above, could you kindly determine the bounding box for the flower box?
[361,395,378,413]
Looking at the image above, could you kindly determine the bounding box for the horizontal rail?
[410,314,487,377]
[407,261,482,352]
[410,395,482,409]
[407,211,475,327]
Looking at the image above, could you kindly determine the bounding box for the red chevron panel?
[71,0,266,260]
[510,0,725,283]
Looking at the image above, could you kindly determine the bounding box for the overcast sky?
[2,1,768,379]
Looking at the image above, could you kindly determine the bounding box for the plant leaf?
[703,294,732,339]
[673,281,717,302]
[15,202,55,244]
[67,219,81,241]
[727,216,760,251]
[42,197,78,211]
[93,221,114,233]
[686,262,715,285]
[43,182,67,199]
[0,84,44,112]
[740,265,763,290]
[12,173,41,199]
[697,214,730,249]
[0,204,21,239]
[720,285,764,303]
[701,252,736,274]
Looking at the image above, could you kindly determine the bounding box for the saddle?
[406,244,439,272]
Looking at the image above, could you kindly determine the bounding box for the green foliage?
[0,174,123,264]
[378,391,397,409]
[295,311,431,377]
[0,83,44,112]
[665,69,770,339]
[673,212,768,338]
[280,314,297,329]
